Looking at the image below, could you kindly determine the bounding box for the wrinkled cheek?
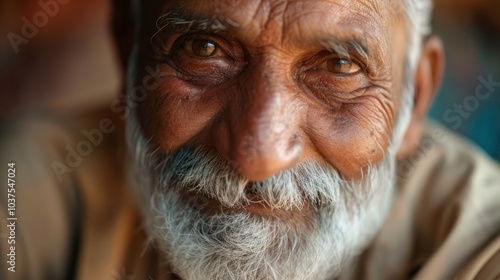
[307,101,393,181]
[133,69,221,154]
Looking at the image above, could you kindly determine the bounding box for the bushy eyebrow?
[320,37,370,63]
[151,9,238,44]
[152,8,371,64]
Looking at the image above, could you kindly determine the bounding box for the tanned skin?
[119,0,443,215]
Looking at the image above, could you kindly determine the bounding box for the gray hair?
[404,0,434,69]
[391,0,434,148]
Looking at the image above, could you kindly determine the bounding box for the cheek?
[306,92,395,180]
[135,66,222,153]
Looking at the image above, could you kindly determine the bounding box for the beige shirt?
[1,118,499,280]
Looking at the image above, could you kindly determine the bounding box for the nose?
[217,61,303,181]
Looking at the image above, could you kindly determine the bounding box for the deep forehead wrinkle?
[156,0,387,38]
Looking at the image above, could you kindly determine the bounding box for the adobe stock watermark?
[442,74,500,129]
[397,126,448,181]
[7,0,70,54]
[51,119,116,182]
[110,65,167,121]
[397,74,500,181]
[51,65,166,182]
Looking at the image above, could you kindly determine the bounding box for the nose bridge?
[247,64,287,143]
[229,55,302,181]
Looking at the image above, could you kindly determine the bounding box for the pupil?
[193,39,217,57]
[203,42,213,53]
[335,59,351,72]
[337,59,349,68]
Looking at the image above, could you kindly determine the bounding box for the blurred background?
[430,0,500,160]
[0,0,499,161]
[0,0,120,120]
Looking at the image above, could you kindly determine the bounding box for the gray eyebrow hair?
[150,10,239,44]
[151,8,370,64]
[321,38,370,64]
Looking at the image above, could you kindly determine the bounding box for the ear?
[110,0,136,71]
[396,35,445,159]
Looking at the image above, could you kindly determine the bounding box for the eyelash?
[168,34,197,54]
[311,51,367,73]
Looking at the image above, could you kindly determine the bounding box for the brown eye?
[191,39,219,57]
[327,58,361,74]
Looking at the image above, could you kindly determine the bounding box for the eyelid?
[170,33,206,53]
[325,52,367,73]
[326,59,362,75]
[169,33,241,61]
[300,50,366,73]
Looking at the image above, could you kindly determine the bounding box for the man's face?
[127,0,410,279]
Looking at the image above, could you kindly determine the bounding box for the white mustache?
[151,147,373,211]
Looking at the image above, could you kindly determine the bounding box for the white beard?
[126,112,399,280]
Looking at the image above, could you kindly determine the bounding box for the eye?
[189,39,220,57]
[165,35,245,86]
[326,58,361,74]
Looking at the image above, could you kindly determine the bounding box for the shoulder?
[399,121,500,280]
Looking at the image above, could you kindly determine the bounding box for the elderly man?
[1,0,499,279]
[121,0,500,279]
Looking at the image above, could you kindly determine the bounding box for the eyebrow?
[320,37,370,64]
[151,10,238,44]
[152,8,372,63]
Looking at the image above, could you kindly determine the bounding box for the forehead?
[156,0,404,42]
